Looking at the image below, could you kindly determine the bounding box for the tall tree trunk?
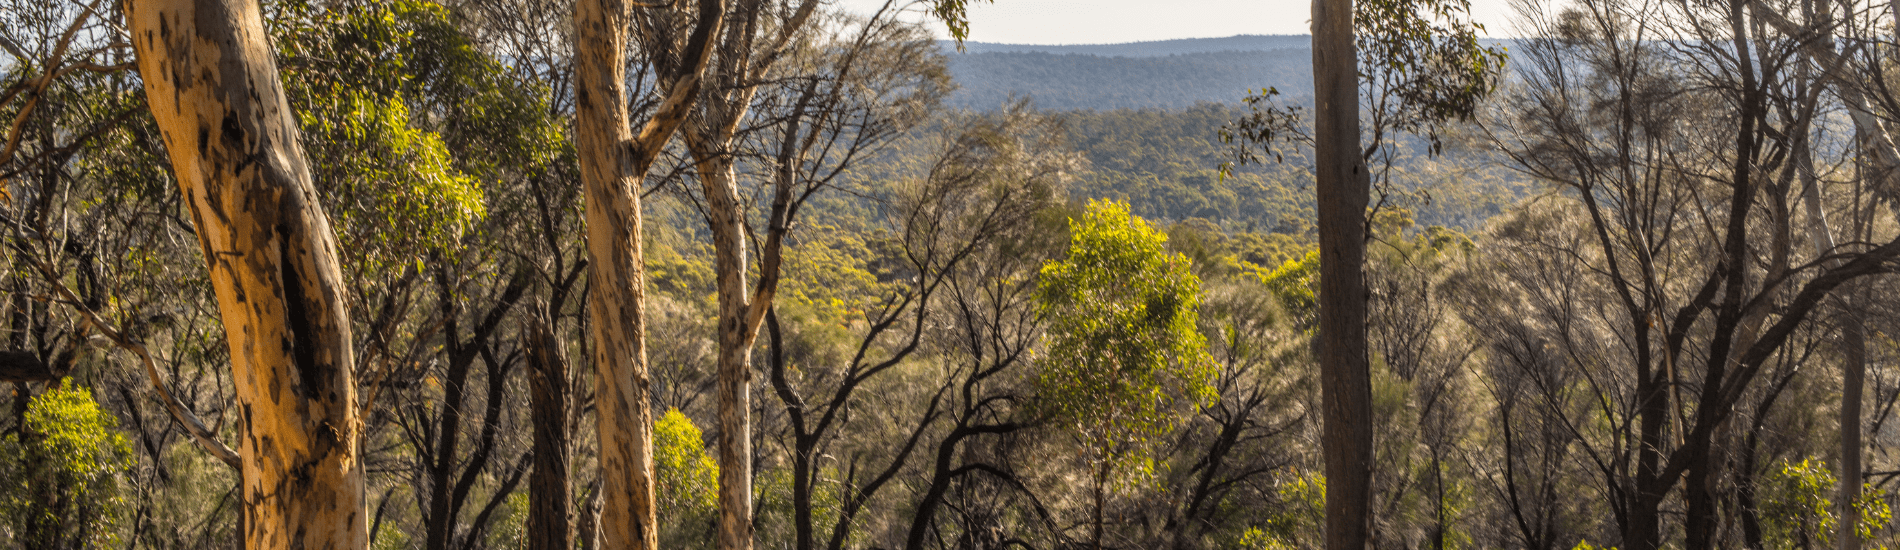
[1838,303,1866,550]
[572,0,722,547]
[672,5,819,547]
[1685,5,1766,546]
[526,317,572,550]
[573,2,655,544]
[694,153,760,550]
[125,0,364,547]
[1312,0,1374,546]
[1626,485,1666,550]
[1829,6,1867,548]
[1794,80,1867,550]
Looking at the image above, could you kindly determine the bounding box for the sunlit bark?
[125,0,364,546]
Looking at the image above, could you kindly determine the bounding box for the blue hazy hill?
[943,35,1311,57]
[942,35,1315,110]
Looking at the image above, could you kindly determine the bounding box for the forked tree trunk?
[1312,0,1374,547]
[573,0,723,548]
[124,0,364,547]
[671,5,818,547]
[572,1,658,544]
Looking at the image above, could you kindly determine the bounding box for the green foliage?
[1034,199,1217,472]
[930,0,991,44]
[275,0,487,269]
[0,380,135,549]
[778,226,893,324]
[1265,470,1326,545]
[1762,458,1893,549]
[1855,484,1894,542]
[300,88,486,268]
[1764,458,1837,548]
[1256,250,1320,329]
[655,409,719,548]
[482,491,528,550]
[1571,541,1618,550]
[655,409,719,514]
[1234,526,1298,550]
[1062,104,1317,231]
[1356,0,1508,134]
[647,240,717,298]
[373,521,413,550]
[272,0,565,276]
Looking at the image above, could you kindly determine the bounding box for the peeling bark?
[572,0,723,548]
[124,0,364,547]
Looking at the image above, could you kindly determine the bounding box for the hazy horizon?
[835,0,1519,45]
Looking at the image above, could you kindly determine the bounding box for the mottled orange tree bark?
[573,0,723,548]
[124,0,364,547]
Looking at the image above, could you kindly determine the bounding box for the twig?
[19,248,240,469]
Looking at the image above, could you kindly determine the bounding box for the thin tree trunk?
[693,155,761,550]
[1831,6,1867,547]
[1774,51,1868,548]
[1839,302,1866,548]
[526,317,572,550]
[1093,455,1109,550]
[1761,0,1871,544]
[673,5,818,547]
[125,0,364,547]
[904,429,967,550]
[572,0,722,548]
[426,291,475,550]
[1312,0,1374,546]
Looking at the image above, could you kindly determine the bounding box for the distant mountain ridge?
[940,35,1311,57]
[939,35,1517,111]
[941,35,1316,111]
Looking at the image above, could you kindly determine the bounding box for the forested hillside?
[846,101,1526,250]
[4,0,1900,550]
[944,43,1314,109]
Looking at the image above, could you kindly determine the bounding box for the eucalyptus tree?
[1034,199,1217,550]
[118,0,376,545]
[755,90,1057,550]
[572,0,723,547]
[668,2,820,545]
[1228,0,1502,544]
[1743,3,1900,547]
[649,2,965,547]
[260,3,565,547]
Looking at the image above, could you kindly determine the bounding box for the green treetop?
[1035,199,1217,463]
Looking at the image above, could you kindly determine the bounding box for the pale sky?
[836,0,1521,45]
